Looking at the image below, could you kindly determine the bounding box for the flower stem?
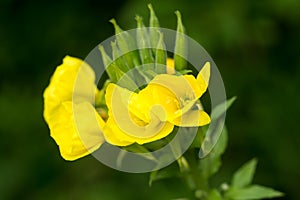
[183,150,210,199]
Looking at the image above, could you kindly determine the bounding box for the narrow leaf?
[198,126,228,178]
[232,158,258,188]
[211,96,237,120]
[226,185,284,200]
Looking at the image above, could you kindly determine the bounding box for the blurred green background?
[1,0,299,199]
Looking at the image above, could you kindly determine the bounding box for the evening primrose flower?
[43,56,104,160]
[102,62,211,146]
[131,61,210,127]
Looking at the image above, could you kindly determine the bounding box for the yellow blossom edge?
[50,101,105,160]
[44,55,104,160]
[43,55,97,124]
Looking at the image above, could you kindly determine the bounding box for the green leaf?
[211,96,236,121]
[174,10,187,71]
[225,185,284,200]
[199,97,235,158]
[232,159,258,188]
[198,126,228,178]
[197,97,236,179]
[206,189,223,200]
[213,126,228,156]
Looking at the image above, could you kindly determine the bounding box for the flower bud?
[174,11,187,71]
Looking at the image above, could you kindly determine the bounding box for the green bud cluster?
[99,4,187,91]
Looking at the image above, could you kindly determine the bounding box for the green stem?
[167,130,211,199]
[185,150,210,199]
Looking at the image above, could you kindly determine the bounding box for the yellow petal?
[166,58,175,74]
[104,114,174,146]
[148,74,198,116]
[50,101,105,160]
[132,83,180,122]
[104,83,175,146]
[43,55,97,124]
[170,110,210,127]
[196,61,210,96]
[146,71,210,126]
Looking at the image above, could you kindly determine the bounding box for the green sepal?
[148,4,160,54]
[177,69,192,75]
[98,45,121,83]
[174,11,187,71]
[136,15,154,65]
[111,40,129,72]
[155,31,167,74]
[98,45,138,91]
[110,18,141,68]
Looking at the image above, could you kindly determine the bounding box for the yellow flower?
[44,55,210,156]
[43,56,104,160]
[102,62,211,146]
[131,61,211,127]
[103,84,174,146]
